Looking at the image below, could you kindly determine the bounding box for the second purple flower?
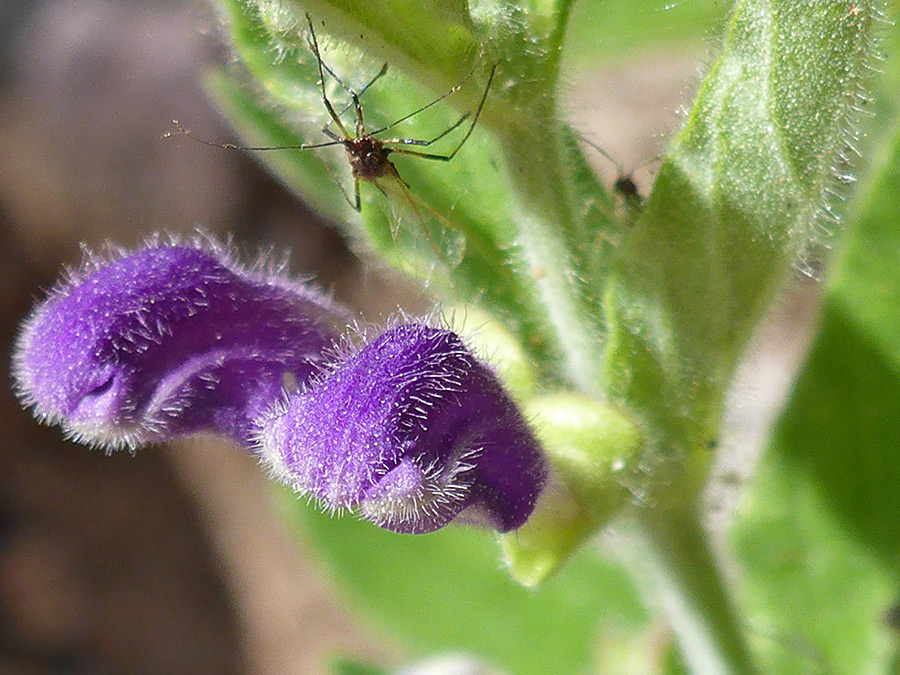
[257,323,547,534]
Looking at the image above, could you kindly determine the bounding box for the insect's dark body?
[346,136,393,182]
[614,175,640,202]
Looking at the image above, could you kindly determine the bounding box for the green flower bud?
[502,393,642,585]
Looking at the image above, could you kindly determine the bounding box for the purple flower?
[12,236,346,450]
[12,235,547,535]
[257,323,547,533]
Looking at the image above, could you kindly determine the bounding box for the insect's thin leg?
[316,51,361,100]
[385,167,468,268]
[320,61,387,100]
[303,16,369,137]
[350,91,366,137]
[376,63,496,161]
[323,63,389,133]
[321,127,342,142]
[291,138,359,211]
[163,120,345,151]
[369,180,401,240]
[370,65,496,163]
[314,52,368,136]
[305,14,351,139]
[319,158,359,211]
[391,175,444,261]
[382,147,456,162]
[367,62,485,136]
[356,62,389,98]
[334,174,359,212]
[579,136,625,176]
[379,113,470,149]
[435,62,496,160]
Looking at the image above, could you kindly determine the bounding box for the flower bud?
[258,323,547,534]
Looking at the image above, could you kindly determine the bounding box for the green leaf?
[592,2,886,672]
[251,0,578,104]
[759,76,900,570]
[603,0,883,455]
[205,72,358,225]
[252,0,476,92]
[284,497,646,675]
[731,50,900,674]
[738,103,900,561]
[732,446,897,674]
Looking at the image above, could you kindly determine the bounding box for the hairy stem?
[499,117,606,394]
[617,473,757,675]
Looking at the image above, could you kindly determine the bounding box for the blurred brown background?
[0,1,410,672]
[0,1,809,673]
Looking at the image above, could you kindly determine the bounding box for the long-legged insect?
[579,136,645,207]
[169,14,496,262]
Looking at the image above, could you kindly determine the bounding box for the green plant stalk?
[623,502,757,675]
[487,0,607,395]
[609,449,757,675]
[602,1,886,669]
[492,0,611,394]
[497,118,607,395]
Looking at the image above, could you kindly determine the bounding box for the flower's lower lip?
[63,419,146,452]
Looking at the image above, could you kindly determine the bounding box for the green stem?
[616,473,756,675]
[499,119,606,395]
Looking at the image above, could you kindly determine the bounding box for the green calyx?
[502,393,642,586]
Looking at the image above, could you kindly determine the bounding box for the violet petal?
[12,236,345,449]
[258,323,547,533]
